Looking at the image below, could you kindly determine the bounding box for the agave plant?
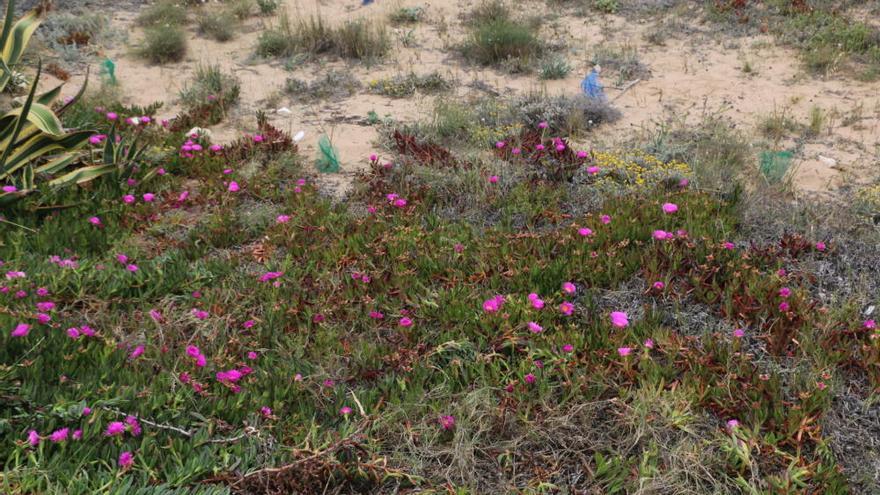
[0,63,111,204]
[0,0,41,93]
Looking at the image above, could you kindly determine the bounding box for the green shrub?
[137,0,187,27]
[197,10,238,41]
[256,0,280,14]
[389,6,424,25]
[179,64,241,124]
[333,19,390,59]
[539,54,572,79]
[463,18,542,66]
[227,0,255,20]
[468,0,510,25]
[284,70,361,101]
[368,72,452,98]
[140,24,187,63]
[593,0,618,13]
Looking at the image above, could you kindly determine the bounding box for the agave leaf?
[0,130,91,180]
[33,152,81,175]
[37,84,63,106]
[0,102,65,136]
[0,60,40,172]
[47,163,115,187]
[56,67,89,117]
[1,9,40,67]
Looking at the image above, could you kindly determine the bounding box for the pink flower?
[399,317,413,327]
[89,134,107,145]
[126,264,139,272]
[652,230,670,240]
[488,175,498,184]
[495,141,505,149]
[538,121,548,129]
[600,214,611,224]
[123,195,135,204]
[644,338,654,349]
[559,301,574,316]
[118,451,133,469]
[36,301,55,312]
[778,287,791,298]
[67,327,80,339]
[617,347,632,357]
[11,323,30,337]
[2,185,17,193]
[726,419,739,430]
[186,345,201,358]
[340,406,353,415]
[535,144,545,151]
[259,271,283,282]
[578,228,593,237]
[528,293,545,309]
[555,143,565,151]
[576,150,588,159]
[37,313,51,324]
[610,311,629,328]
[252,134,264,143]
[82,407,92,416]
[587,166,599,175]
[722,241,736,250]
[105,421,126,436]
[779,302,790,312]
[80,325,96,337]
[243,320,256,328]
[511,148,521,155]
[562,344,574,353]
[276,215,290,224]
[733,328,745,338]
[260,406,272,417]
[527,321,543,333]
[228,181,240,192]
[815,241,826,251]
[125,416,142,436]
[652,281,665,290]
[192,309,209,320]
[865,320,876,330]
[483,295,504,313]
[129,345,144,359]
[661,203,678,214]
[49,428,69,443]
[73,429,82,440]
[524,373,536,384]
[88,216,102,226]
[369,310,384,319]
[817,381,827,390]
[438,415,455,430]
[27,430,40,447]
[562,282,576,295]
[106,112,118,121]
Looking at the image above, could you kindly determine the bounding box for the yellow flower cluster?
[855,184,880,210]
[591,150,691,190]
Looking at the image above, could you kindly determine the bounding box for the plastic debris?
[316,135,340,173]
[581,65,606,101]
[759,150,793,183]
[100,58,117,85]
[293,130,305,143]
[276,107,292,116]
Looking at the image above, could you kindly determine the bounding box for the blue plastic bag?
[581,69,605,101]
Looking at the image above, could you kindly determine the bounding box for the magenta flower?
[49,428,69,443]
[600,214,611,224]
[83,407,92,416]
[105,421,126,436]
[243,319,256,328]
[106,112,118,121]
[340,406,353,415]
[722,241,736,250]
[562,344,574,353]
[733,328,745,338]
[2,185,17,193]
[488,175,499,184]
[125,416,142,436]
[726,419,739,430]
[260,406,272,417]
[652,230,670,240]
[37,313,50,324]
[576,150,588,159]
[652,281,665,290]
[661,203,678,214]
[11,323,30,337]
[369,311,384,319]
[779,287,791,298]
[67,327,80,339]
[495,141,505,149]
[228,181,240,192]
[88,216,102,226]
[559,301,574,316]
[562,282,576,295]
[253,134,264,143]
[259,271,283,282]
[617,347,633,357]
[438,415,455,430]
[527,321,543,333]
[129,345,145,359]
[80,325,96,337]
[535,144,545,151]
[779,302,790,312]
[578,227,593,237]
[192,309,209,320]
[123,194,135,204]
[524,373,536,384]
[815,241,826,251]
[276,214,290,224]
[126,264,138,272]
[27,430,40,447]
[587,166,599,175]
[528,293,545,309]
[483,295,504,313]
[865,320,877,330]
[538,121,548,129]
[610,311,629,328]
[142,193,155,202]
[644,338,654,349]
[399,317,413,327]
[35,301,55,312]
[118,451,133,469]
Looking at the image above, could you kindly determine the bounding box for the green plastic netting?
[100,58,117,85]
[315,135,340,173]
[759,150,793,183]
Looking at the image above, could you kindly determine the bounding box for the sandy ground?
[49,0,880,197]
